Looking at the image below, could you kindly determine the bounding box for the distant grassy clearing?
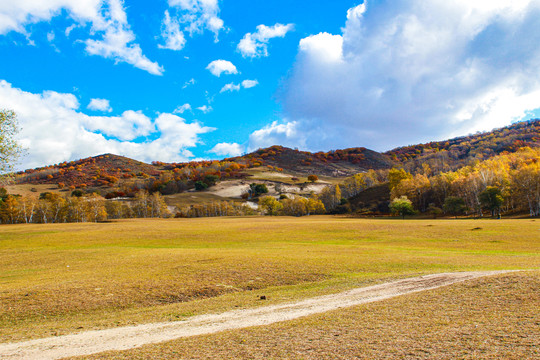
[4,183,65,198]
[0,217,538,342]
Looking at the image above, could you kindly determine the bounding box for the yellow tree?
[334,184,342,208]
[512,161,540,216]
[280,197,308,216]
[0,110,24,179]
[0,195,20,224]
[391,174,430,211]
[19,196,36,223]
[388,168,412,190]
[259,196,283,216]
[307,197,326,215]
[105,200,125,219]
[149,192,170,218]
[133,190,150,218]
[48,194,66,223]
[65,196,86,222]
[85,193,107,222]
[36,198,52,223]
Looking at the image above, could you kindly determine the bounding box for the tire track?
[0,271,513,359]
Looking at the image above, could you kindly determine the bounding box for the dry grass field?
[72,271,539,360]
[4,183,66,198]
[1,216,538,356]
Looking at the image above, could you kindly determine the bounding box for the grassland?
[244,167,343,185]
[163,191,242,208]
[1,217,538,347]
[4,183,65,198]
[74,271,539,359]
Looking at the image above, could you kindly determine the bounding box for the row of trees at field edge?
[0,189,170,224]
[176,185,327,218]
[388,147,540,218]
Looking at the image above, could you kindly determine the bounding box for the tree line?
[388,147,540,217]
[0,189,171,224]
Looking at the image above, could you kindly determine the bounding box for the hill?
[228,145,395,177]
[15,153,160,189]
[8,119,539,213]
[386,119,540,173]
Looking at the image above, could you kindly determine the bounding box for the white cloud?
[65,24,77,37]
[182,78,196,88]
[0,0,163,75]
[162,0,224,48]
[159,10,186,51]
[277,0,540,152]
[209,142,243,157]
[83,110,154,141]
[206,60,238,77]
[299,33,343,64]
[238,23,294,58]
[249,121,304,151]
[46,31,55,42]
[220,80,258,93]
[84,0,164,75]
[0,80,213,169]
[197,105,212,113]
[220,83,240,93]
[174,103,192,114]
[242,79,258,89]
[87,98,112,112]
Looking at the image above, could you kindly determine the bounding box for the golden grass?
[4,183,65,198]
[163,191,240,207]
[244,168,308,184]
[73,271,539,359]
[1,217,538,343]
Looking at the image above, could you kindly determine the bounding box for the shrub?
[390,196,415,219]
[194,181,209,191]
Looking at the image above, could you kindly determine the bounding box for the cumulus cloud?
[270,0,540,152]
[0,0,163,75]
[249,121,304,151]
[238,23,294,58]
[159,10,186,51]
[0,80,213,169]
[173,103,192,114]
[209,142,243,157]
[242,79,258,89]
[161,0,224,49]
[206,60,238,77]
[83,110,155,141]
[83,0,164,75]
[87,98,112,112]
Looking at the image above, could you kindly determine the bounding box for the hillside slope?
[387,119,539,173]
[11,119,540,195]
[228,146,395,177]
[15,154,160,189]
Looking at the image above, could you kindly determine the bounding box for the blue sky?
[1,0,540,170]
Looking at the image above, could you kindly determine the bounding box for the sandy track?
[0,270,513,359]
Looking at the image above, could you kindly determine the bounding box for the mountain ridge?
[13,119,540,189]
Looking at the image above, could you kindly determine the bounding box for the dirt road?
[0,271,513,359]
